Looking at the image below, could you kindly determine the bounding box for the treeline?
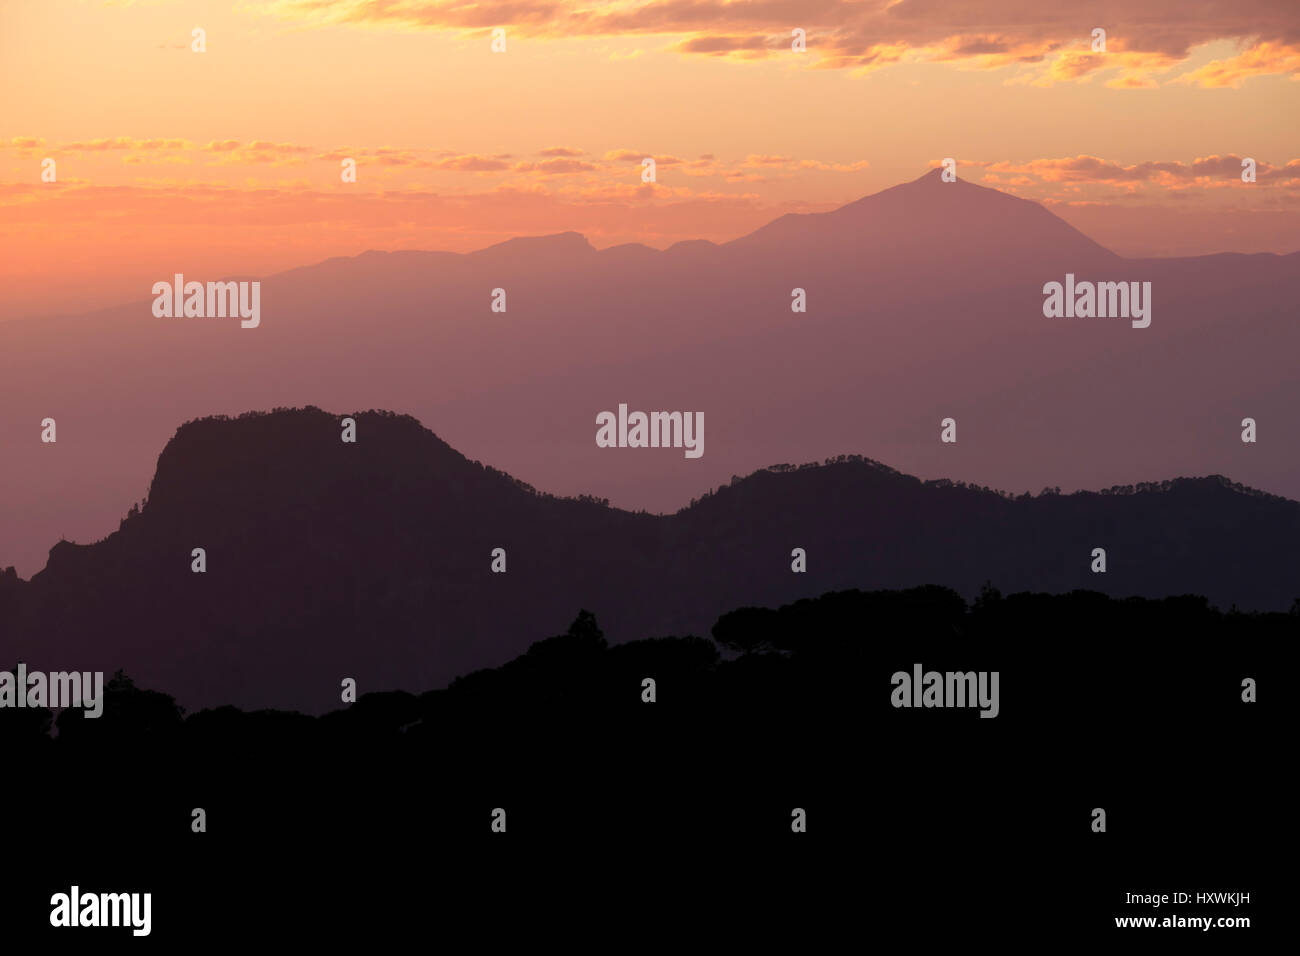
[686,455,1298,509]
[3,585,1292,750]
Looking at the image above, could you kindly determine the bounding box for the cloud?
[743,154,793,167]
[970,154,1300,207]
[63,137,191,151]
[311,148,513,170]
[200,141,315,166]
[673,34,773,57]
[246,141,313,154]
[985,154,1298,186]
[1177,40,1300,88]
[4,136,874,186]
[257,0,1300,84]
[432,154,512,171]
[513,158,600,173]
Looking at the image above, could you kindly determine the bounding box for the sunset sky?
[3,0,1298,317]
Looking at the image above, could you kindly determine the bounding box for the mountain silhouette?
[731,168,1119,276]
[6,581,1286,944]
[1,406,1296,713]
[2,170,1297,580]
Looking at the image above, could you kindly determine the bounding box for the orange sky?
[2,0,1298,317]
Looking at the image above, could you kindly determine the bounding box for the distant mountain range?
[2,407,1296,713]
[2,169,1297,579]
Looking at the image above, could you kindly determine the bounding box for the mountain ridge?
[2,407,1296,714]
[9,170,1300,332]
[9,405,1298,586]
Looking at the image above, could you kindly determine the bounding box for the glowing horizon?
[2,0,1298,317]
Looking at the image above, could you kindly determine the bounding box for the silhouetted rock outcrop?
[2,407,1296,713]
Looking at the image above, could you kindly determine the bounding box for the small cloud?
[434,154,511,172]
[513,158,599,174]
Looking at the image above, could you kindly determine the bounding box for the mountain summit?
[731,167,1118,272]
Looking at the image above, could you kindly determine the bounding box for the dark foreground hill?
[3,588,1288,944]
[0,406,1297,713]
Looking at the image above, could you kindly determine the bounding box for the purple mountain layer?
[1,407,1296,714]
[2,170,1297,578]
